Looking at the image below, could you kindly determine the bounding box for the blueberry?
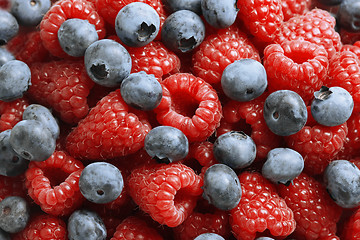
[338,0,360,32]
[9,120,56,162]
[263,90,307,136]
[0,229,10,240]
[161,10,205,53]
[0,48,15,67]
[115,2,160,47]
[79,162,124,204]
[311,86,353,127]
[144,126,189,163]
[22,104,60,139]
[324,160,360,208]
[10,0,51,26]
[194,233,225,240]
[162,0,202,15]
[318,0,343,5]
[262,148,304,185]
[58,18,98,57]
[221,59,267,102]
[0,9,19,45]
[0,196,30,233]
[120,71,162,111]
[68,209,106,240]
[0,130,28,177]
[0,60,31,102]
[213,131,256,169]
[201,0,238,29]
[202,164,241,211]
[84,39,132,87]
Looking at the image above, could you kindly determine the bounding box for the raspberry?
[127,163,203,227]
[222,95,283,160]
[278,173,343,240]
[13,214,67,240]
[28,60,95,124]
[0,97,29,132]
[66,89,151,160]
[0,0,9,9]
[281,0,311,21]
[6,30,50,65]
[236,0,284,42]
[110,216,163,240]
[342,207,360,240]
[154,73,222,142]
[188,141,217,167]
[0,174,27,202]
[25,151,84,216]
[326,50,360,112]
[276,9,342,59]
[264,39,329,103]
[40,0,106,58]
[230,171,296,240]
[192,27,260,85]
[285,110,348,175]
[335,113,360,160]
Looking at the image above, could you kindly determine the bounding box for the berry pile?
[2,0,360,239]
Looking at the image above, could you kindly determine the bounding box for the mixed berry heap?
[2,0,360,239]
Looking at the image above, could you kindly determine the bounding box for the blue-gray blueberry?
[0,48,15,67]
[162,0,202,14]
[337,0,360,32]
[0,9,19,45]
[194,233,225,240]
[0,196,29,233]
[201,0,238,29]
[10,0,51,26]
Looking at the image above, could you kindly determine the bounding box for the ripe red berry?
[0,97,29,132]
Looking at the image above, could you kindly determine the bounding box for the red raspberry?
[189,141,217,167]
[281,0,311,21]
[285,110,348,175]
[110,216,163,240]
[6,30,50,65]
[0,174,27,202]
[340,28,360,45]
[173,207,230,240]
[264,39,329,103]
[66,89,151,160]
[335,113,360,160]
[222,95,283,160]
[154,73,222,142]
[278,173,343,240]
[0,97,29,132]
[230,171,296,240]
[13,214,67,240]
[25,151,84,216]
[276,9,342,59]
[342,207,360,240]
[236,0,284,42]
[192,27,260,85]
[28,60,95,124]
[0,0,9,9]
[127,163,203,227]
[40,0,106,58]
[326,50,360,112]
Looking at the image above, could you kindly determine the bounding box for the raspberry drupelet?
[154,73,222,142]
[0,97,29,132]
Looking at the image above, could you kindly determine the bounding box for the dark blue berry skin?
[311,86,353,127]
[68,209,107,240]
[144,126,189,163]
[79,162,124,204]
[202,164,241,211]
[115,2,160,47]
[318,0,343,5]
[9,120,56,162]
[201,0,238,29]
[337,0,360,32]
[0,10,18,45]
[0,48,15,67]
[161,10,205,53]
[324,160,360,208]
[58,19,98,57]
[85,39,132,87]
[263,90,307,136]
[194,233,225,240]
[10,0,51,26]
[213,131,256,169]
[0,60,31,102]
[0,229,10,240]
[162,0,202,15]
[262,148,304,185]
[22,104,60,139]
[0,196,30,233]
[0,130,28,177]
[221,59,267,102]
[120,71,162,111]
